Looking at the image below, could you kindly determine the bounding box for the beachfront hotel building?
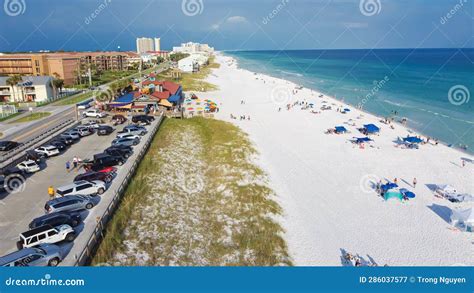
[172,42,215,55]
[154,38,161,52]
[0,52,135,85]
[0,76,54,103]
[136,37,154,54]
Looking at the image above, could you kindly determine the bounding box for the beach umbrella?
[403,136,423,144]
[197,107,203,111]
[344,108,350,112]
[187,107,194,111]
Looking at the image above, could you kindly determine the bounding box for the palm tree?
[6,75,23,102]
[52,72,64,98]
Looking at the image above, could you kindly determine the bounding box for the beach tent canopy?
[384,189,403,201]
[451,208,474,224]
[354,137,372,144]
[363,124,380,134]
[436,184,457,194]
[381,183,398,192]
[335,126,347,133]
[400,188,416,199]
[403,136,423,144]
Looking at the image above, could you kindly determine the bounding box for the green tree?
[6,75,23,102]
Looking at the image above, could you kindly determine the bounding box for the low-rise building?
[178,53,209,73]
[172,42,214,55]
[0,76,54,103]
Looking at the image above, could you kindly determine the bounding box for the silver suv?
[17,224,76,249]
[45,195,95,213]
[0,244,63,267]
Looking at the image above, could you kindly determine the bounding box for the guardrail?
[0,119,79,170]
[73,115,164,266]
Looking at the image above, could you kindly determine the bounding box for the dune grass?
[92,117,291,266]
[8,112,51,123]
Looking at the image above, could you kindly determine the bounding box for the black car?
[132,115,154,125]
[49,141,67,151]
[97,125,114,136]
[74,171,113,184]
[89,154,124,171]
[2,166,26,177]
[104,147,131,159]
[28,212,82,230]
[25,150,43,164]
[0,141,20,151]
[54,136,74,146]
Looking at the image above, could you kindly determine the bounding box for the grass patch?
[0,111,22,122]
[55,92,94,106]
[92,117,291,266]
[9,112,51,123]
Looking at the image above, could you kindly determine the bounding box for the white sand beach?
[196,53,474,266]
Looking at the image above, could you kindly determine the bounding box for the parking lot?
[0,114,161,263]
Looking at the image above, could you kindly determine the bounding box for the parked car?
[105,147,132,159]
[74,171,113,184]
[0,244,63,267]
[82,120,101,129]
[75,126,93,137]
[116,133,141,141]
[97,125,114,136]
[118,126,147,136]
[48,140,67,151]
[34,145,60,158]
[25,150,43,164]
[111,137,139,147]
[44,195,95,214]
[17,224,76,249]
[16,160,40,173]
[112,114,127,125]
[88,153,125,171]
[60,130,80,142]
[83,109,107,118]
[29,212,82,230]
[0,141,20,152]
[132,115,154,125]
[56,180,106,197]
[96,166,117,175]
[54,136,74,146]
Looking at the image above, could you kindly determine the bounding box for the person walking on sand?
[394,178,398,185]
[462,159,466,168]
[48,185,55,199]
[413,177,417,188]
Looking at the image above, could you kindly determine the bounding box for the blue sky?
[0,0,472,52]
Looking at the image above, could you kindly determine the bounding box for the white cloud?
[226,16,247,23]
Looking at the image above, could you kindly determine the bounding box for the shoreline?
[221,52,473,157]
[199,53,474,266]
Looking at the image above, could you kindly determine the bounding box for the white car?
[56,180,106,197]
[17,225,75,249]
[16,160,40,173]
[34,146,60,157]
[116,133,141,140]
[82,109,107,118]
[82,121,100,129]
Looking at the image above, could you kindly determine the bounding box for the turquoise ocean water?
[225,49,474,154]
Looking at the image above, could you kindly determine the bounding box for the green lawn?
[9,112,51,123]
[92,118,291,266]
[55,92,94,106]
